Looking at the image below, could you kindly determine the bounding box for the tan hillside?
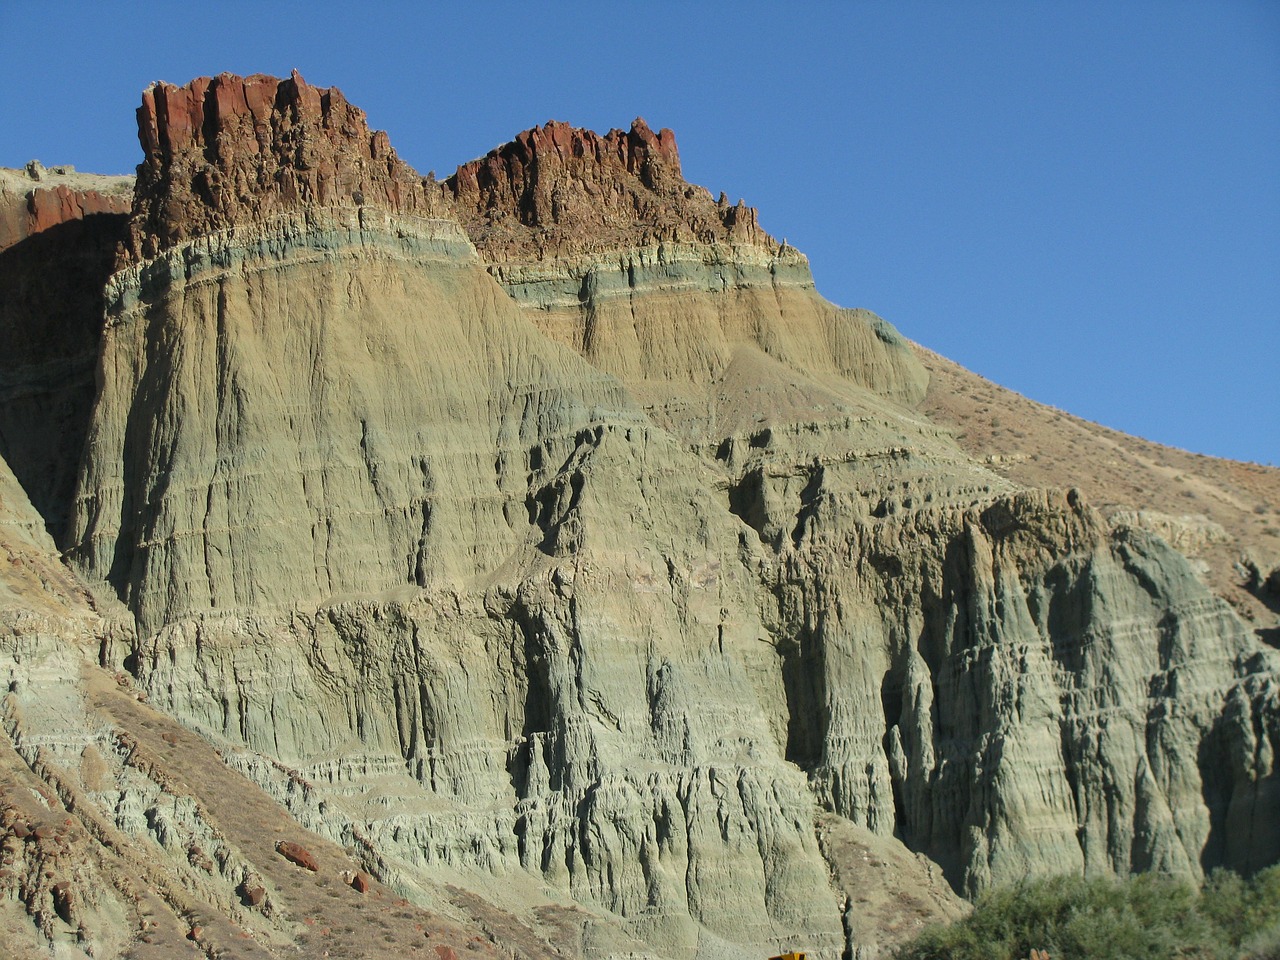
[915,344,1280,640]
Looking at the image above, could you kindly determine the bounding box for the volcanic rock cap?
[127,70,449,259]
[446,116,770,261]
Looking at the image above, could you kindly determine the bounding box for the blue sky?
[3,1,1276,464]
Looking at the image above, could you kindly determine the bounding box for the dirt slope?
[915,343,1280,641]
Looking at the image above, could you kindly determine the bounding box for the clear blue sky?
[3,1,1276,464]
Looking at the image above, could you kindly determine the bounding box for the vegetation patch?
[893,868,1280,960]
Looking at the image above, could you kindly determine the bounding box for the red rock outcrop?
[123,73,772,268]
[26,185,128,240]
[127,71,446,260]
[447,118,774,261]
[0,163,131,254]
[275,840,320,872]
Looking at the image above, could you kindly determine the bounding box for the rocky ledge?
[0,162,132,254]
[447,118,774,263]
[127,70,448,260]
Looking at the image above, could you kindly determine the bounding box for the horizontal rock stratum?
[0,72,1276,960]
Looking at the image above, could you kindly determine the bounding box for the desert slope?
[915,343,1280,639]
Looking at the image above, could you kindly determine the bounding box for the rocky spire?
[446,118,774,262]
[126,71,445,260]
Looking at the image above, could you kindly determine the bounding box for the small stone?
[351,871,371,893]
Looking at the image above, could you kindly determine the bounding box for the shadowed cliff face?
[0,73,1276,960]
[0,166,132,542]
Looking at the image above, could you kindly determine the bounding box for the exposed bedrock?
[446,114,926,410]
[128,70,449,260]
[0,167,132,542]
[758,474,1277,894]
[27,72,1279,958]
[69,211,636,636]
[447,117,765,261]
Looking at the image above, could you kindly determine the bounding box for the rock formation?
[0,162,131,255]
[0,72,1276,959]
[127,70,448,260]
[447,117,766,260]
[0,164,132,541]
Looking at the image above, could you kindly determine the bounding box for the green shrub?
[1244,922,1280,960]
[893,867,1280,960]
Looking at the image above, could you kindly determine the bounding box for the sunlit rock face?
[0,71,1271,960]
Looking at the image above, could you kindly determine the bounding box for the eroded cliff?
[0,72,1275,960]
[0,164,132,541]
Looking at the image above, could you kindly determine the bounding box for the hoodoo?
[0,73,1275,960]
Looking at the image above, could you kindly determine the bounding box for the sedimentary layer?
[0,72,1275,960]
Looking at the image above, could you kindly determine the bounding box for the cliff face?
[448,118,926,419]
[447,118,766,260]
[0,162,132,255]
[127,71,448,260]
[0,165,132,541]
[1,73,1277,960]
[914,343,1280,644]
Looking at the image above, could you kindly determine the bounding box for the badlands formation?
[0,72,1277,959]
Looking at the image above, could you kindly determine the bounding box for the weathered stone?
[0,167,131,543]
[276,840,320,872]
[50,881,74,923]
[447,118,766,261]
[0,164,131,254]
[2,70,1278,960]
[127,71,448,260]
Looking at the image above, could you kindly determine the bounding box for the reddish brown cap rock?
[127,70,446,261]
[28,185,127,234]
[0,164,132,255]
[447,117,773,262]
[0,169,130,255]
[13,186,128,253]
